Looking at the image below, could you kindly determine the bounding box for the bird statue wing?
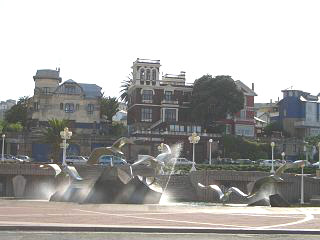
[248,176,268,196]
[229,187,248,197]
[112,137,134,153]
[87,147,113,165]
[197,183,209,189]
[63,165,83,181]
[132,155,157,166]
[40,164,62,177]
[117,167,133,184]
[274,160,305,177]
[209,185,225,200]
[161,143,172,154]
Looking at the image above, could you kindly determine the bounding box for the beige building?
[0,99,16,120]
[30,69,102,134]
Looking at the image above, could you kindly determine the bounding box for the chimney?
[251,83,255,91]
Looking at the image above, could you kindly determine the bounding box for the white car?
[259,159,282,167]
[66,156,88,165]
[16,155,32,163]
[171,158,193,165]
[1,154,24,163]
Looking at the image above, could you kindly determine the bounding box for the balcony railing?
[131,129,221,138]
[234,117,255,123]
[294,120,320,128]
[161,100,179,105]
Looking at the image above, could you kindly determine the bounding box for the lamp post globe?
[281,152,285,162]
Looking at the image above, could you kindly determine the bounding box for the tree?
[5,96,31,128]
[100,96,119,124]
[190,75,244,132]
[42,119,69,163]
[119,74,132,103]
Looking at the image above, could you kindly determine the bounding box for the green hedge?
[167,164,316,175]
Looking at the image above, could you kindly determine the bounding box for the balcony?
[141,99,153,104]
[234,117,255,123]
[294,120,320,128]
[161,100,179,105]
[131,129,221,138]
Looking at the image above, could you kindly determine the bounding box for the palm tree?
[100,96,119,124]
[42,119,69,163]
[119,74,132,103]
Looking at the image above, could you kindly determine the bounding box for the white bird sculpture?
[40,163,83,181]
[198,183,248,203]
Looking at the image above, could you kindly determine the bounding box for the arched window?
[146,69,151,80]
[140,68,145,80]
[152,69,157,80]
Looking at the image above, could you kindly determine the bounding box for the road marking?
[258,212,314,229]
[74,209,249,228]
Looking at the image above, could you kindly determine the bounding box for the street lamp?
[281,152,285,162]
[270,142,275,173]
[1,134,5,162]
[188,132,200,172]
[318,142,320,170]
[300,160,305,204]
[60,127,72,166]
[209,139,213,165]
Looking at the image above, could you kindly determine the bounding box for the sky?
[1,0,320,103]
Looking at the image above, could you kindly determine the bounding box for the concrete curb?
[0,226,320,235]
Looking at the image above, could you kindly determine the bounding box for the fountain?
[45,138,183,204]
[198,160,305,207]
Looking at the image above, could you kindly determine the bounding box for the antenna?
[284,86,293,90]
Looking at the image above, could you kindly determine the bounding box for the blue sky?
[1,0,320,103]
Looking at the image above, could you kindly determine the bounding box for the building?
[127,58,219,162]
[0,99,16,120]
[234,81,257,137]
[254,101,279,136]
[30,69,102,134]
[278,89,320,139]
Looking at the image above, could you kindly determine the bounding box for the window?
[240,110,246,119]
[164,109,176,122]
[164,91,173,101]
[141,108,152,122]
[235,124,254,137]
[33,102,39,111]
[65,103,74,113]
[146,69,151,80]
[142,90,153,101]
[60,103,64,110]
[65,86,76,94]
[140,68,145,80]
[43,87,50,94]
[76,104,79,111]
[87,104,94,114]
[152,69,156,80]
[226,124,232,134]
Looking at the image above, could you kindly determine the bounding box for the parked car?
[16,155,32,163]
[98,155,127,165]
[66,156,88,165]
[171,158,193,165]
[1,154,23,163]
[234,159,253,165]
[312,162,320,168]
[259,159,282,167]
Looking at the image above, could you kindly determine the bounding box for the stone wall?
[0,164,320,204]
